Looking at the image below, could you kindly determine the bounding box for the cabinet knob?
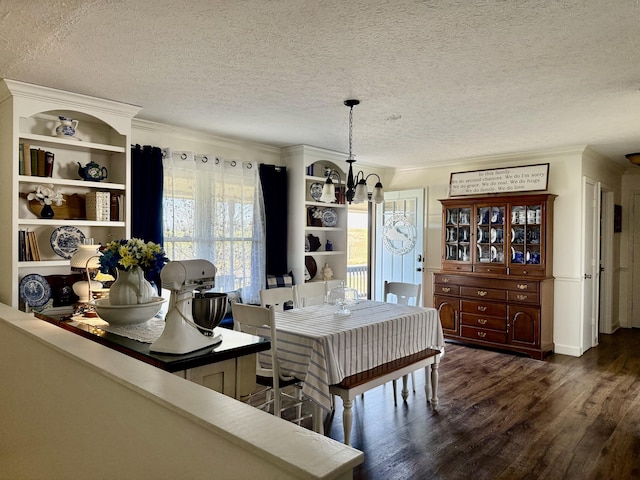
[477,290,487,297]
[443,278,450,283]
[477,318,487,325]
[516,294,528,301]
[477,331,487,338]
[478,305,487,312]
[441,287,451,293]
[517,284,528,290]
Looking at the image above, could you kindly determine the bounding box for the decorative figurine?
[321,263,334,281]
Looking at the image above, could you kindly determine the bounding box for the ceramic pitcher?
[55,116,79,137]
[109,267,155,305]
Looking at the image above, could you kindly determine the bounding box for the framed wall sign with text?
[449,163,549,197]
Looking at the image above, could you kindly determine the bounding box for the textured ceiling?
[2,0,640,168]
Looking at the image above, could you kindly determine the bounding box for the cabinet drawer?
[461,325,507,343]
[507,290,539,304]
[434,284,459,295]
[508,266,544,278]
[460,286,506,301]
[461,313,506,331]
[443,264,473,273]
[434,274,462,285]
[461,300,507,317]
[473,265,507,276]
[505,280,539,293]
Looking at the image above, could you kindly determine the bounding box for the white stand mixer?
[150,259,223,354]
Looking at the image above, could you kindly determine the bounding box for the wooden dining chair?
[259,286,294,311]
[293,282,326,308]
[384,281,421,307]
[384,280,422,405]
[231,302,309,423]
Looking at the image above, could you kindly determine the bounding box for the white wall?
[0,304,362,479]
[384,146,625,356]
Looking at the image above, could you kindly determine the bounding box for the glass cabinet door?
[475,205,506,265]
[509,203,542,266]
[445,207,472,263]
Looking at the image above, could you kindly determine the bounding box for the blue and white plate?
[19,274,51,308]
[50,226,85,259]
[309,182,323,201]
[321,208,338,227]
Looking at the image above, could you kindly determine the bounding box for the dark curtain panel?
[131,144,164,291]
[259,164,288,276]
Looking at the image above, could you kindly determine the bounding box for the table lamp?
[70,243,103,303]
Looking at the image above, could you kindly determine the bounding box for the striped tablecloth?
[262,300,444,412]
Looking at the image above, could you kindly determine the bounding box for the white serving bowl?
[90,297,166,325]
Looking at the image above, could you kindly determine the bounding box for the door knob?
[584,273,592,279]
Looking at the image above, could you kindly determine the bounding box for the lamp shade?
[371,182,385,204]
[70,244,101,270]
[353,180,368,204]
[319,179,336,203]
[625,153,640,166]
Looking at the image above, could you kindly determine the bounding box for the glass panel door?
[510,203,542,265]
[445,207,471,263]
[476,205,505,264]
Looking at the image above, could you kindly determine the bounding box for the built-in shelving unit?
[0,79,140,310]
[282,145,349,284]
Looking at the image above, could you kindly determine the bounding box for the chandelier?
[320,99,384,204]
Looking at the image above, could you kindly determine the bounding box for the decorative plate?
[321,208,338,227]
[309,182,324,201]
[19,273,52,308]
[305,256,318,280]
[50,226,85,259]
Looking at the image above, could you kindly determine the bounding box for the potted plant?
[27,184,65,218]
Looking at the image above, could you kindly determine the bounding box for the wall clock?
[382,213,417,255]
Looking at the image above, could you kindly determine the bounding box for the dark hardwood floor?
[317,330,640,480]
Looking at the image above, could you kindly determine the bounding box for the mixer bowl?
[192,292,228,335]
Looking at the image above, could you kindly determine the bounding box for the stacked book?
[18,143,54,177]
[85,192,111,221]
[18,230,41,261]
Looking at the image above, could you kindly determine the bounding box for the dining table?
[265,299,445,445]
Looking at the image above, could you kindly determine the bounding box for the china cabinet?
[282,145,348,285]
[434,193,556,359]
[0,79,140,310]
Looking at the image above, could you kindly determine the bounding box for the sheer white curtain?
[162,149,266,304]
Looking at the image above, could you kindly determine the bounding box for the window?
[347,203,370,298]
[162,150,265,304]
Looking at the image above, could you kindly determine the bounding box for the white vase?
[109,267,155,305]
